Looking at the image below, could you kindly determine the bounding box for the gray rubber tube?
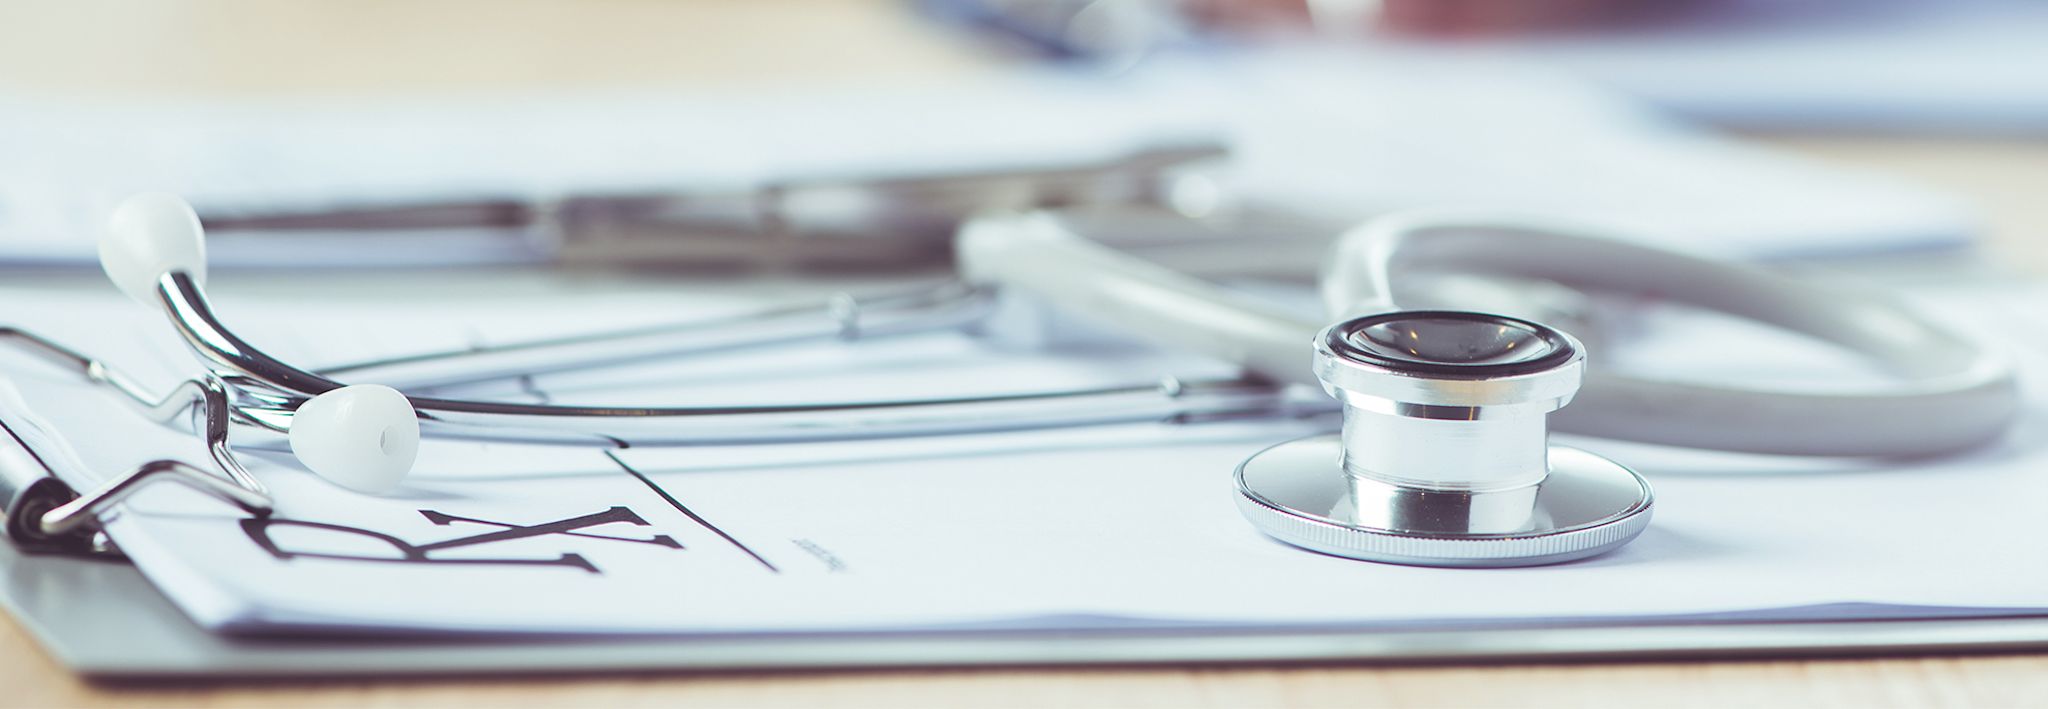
[1324,212,2020,457]
[961,210,2020,458]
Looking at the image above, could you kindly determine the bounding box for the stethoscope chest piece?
[1235,311,1653,568]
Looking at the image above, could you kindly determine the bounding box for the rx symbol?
[243,506,684,573]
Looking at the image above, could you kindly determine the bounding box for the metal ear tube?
[1234,311,1654,567]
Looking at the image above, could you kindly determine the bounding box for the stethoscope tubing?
[141,271,1331,449]
[95,208,2020,459]
[959,210,2020,457]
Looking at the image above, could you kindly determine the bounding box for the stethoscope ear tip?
[101,192,209,307]
[287,385,421,495]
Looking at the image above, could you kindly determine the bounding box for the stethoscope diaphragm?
[1234,311,1654,567]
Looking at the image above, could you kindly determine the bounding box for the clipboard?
[5,362,2048,678]
[8,540,2048,679]
[7,272,2048,678]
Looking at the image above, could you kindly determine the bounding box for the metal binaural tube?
[316,281,1000,391]
[142,271,1341,448]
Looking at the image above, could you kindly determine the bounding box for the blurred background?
[0,0,2042,280]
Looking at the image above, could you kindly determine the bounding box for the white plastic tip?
[288,385,420,495]
[101,192,208,306]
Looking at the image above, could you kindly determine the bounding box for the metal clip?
[0,339,276,557]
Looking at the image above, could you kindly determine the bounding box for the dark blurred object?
[920,0,2048,135]
[198,140,1228,272]
[918,0,1666,58]
[1379,0,1666,36]
[1190,0,1668,37]
[917,0,1201,61]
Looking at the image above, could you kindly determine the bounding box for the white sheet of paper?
[1420,0,2048,133]
[2,279,2044,637]
[0,52,1973,267]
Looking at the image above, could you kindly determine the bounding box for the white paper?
[3,279,2046,638]
[1131,51,1979,258]
[0,52,1974,267]
[1408,0,2048,133]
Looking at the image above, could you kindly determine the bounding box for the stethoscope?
[0,193,2020,567]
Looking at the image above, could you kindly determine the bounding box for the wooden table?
[2,2,2046,705]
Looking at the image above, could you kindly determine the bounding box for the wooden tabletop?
[3,1,2047,705]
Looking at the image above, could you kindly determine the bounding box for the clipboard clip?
[0,335,274,557]
[1,452,273,557]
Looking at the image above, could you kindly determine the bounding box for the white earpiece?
[288,385,421,494]
[101,192,208,307]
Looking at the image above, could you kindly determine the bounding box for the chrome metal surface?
[1236,436,1653,567]
[196,378,264,495]
[0,327,93,373]
[1319,311,1585,493]
[0,328,193,420]
[1313,311,1584,416]
[1236,310,1651,566]
[37,459,272,538]
[0,386,272,553]
[0,330,269,496]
